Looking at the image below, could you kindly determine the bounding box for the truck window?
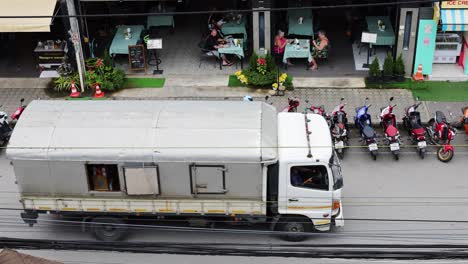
[86,164,121,192]
[290,165,329,191]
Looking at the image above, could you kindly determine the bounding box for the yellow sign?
[434,2,441,22]
[441,0,468,8]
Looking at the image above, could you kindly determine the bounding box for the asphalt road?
[0,126,467,246]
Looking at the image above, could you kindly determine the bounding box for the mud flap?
[21,211,38,227]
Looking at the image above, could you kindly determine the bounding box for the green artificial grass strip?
[366,79,468,102]
[228,75,247,87]
[125,78,165,88]
[66,97,92,100]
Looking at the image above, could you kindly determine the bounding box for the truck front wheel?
[91,217,128,241]
[277,217,311,242]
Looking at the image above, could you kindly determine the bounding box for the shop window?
[86,164,120,192]
[403,12,412,50]
[290,165,329,191]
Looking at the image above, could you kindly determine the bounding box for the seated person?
[291,166,327,190]
[274,30,292,65]
[208,10,226,30]
[309,30,329,71]
[205,29,233,66]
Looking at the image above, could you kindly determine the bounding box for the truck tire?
[91,217,128,242]
[277,217,311,242]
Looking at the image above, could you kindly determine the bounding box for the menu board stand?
[128,44,146,72]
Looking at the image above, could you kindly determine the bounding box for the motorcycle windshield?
[380,106,390,118]
[356,106,367,118]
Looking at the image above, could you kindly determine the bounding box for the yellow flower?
[272,83,278,89]
[279,76,286,83]
[235,70,242,76]
[280,73,287,79]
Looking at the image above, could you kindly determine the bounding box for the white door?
[286,164,333,227]
[124,167,159,195]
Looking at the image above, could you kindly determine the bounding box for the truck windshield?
[290,165,329,191]
[330,154,344,190]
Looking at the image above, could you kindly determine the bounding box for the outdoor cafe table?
[366,16,396,46]
[147,15,175,28]
[109,25,145,56]
[218,43,244,70]
[283,39,312,67]
[288,10,313,37]
[221,19,247,40]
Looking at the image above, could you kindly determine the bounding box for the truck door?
[286,164,333,229]
[123,166,160,195]
[190,165,227,194]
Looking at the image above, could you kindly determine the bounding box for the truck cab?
[275,112,344,238]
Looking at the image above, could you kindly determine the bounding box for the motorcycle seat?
[412,127,425,136]
[409,113,422,128]
[362,125,375,138]
[435,111,447,124]
[385,125,398,137]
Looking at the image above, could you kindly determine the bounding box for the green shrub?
[52,73,80,92]
[103,48,113,68]
[383,54,394,77]
[369,57,381,78]
[394,53,405,75]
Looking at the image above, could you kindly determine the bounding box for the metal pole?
[66,0,86,92]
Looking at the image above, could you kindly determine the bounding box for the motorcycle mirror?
[340,97,344,101]
[264,95,270,101]
[305,99,309,103]
[389,97,394,102]
[20,98,25,103]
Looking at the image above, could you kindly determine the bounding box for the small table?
[283,39,312,68]
[288,10,314,37]
[221,19,248,41]
[147,15,175,28]
[218,43,244,70]
[366,16,395,46]
[109,25,145,56]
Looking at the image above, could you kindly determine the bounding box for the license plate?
[335,141,344,149]
[417,141,426,148]
[390,143,400,151]
[368,143,378,151]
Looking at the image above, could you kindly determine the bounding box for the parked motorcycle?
[282,97,300,112]
[402,102,427,159]
[0,105,12,146]
[453,107,468,139]
[355,97,379,160]
[426,111,456,162]
[305,99,330,127]
[379,97,401,160]
[11,98,26,122]
[330,98,349,159]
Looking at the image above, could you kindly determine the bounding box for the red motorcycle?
[281,97,300,112]
[426,111,456,162]
[305,99,330,125]
[330,98,349,159]
[380,97,400,160]
[402,102,427,159]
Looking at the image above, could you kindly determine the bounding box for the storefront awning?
[441,9,468,31]
[0,0,58,32]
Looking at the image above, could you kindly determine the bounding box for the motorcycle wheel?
[393,151,399,161]
[418,148,425,159]
[437,147,453,163]
[371,151,377,161]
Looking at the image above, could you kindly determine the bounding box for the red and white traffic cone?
[69,81,80,98]
[94,83,105,98]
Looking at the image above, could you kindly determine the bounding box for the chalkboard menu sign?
[128,45,146,71]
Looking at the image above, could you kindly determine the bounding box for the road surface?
[1,128,467,246]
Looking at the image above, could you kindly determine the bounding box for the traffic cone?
[413,64,424,81]
[69,81,80,98]
[93,83,105,98]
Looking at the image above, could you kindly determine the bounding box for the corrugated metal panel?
[7,100,278,163]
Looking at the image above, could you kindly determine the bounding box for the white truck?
[7,100,344,241]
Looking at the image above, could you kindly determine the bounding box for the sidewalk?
[0,77,465,125]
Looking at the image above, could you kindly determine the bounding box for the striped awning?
[441,9,468,31]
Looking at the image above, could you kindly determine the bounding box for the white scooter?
[0,105,12,145]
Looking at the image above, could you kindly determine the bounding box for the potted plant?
[367,57,381,83]
[383,54,394,82]
[394,53,405,82]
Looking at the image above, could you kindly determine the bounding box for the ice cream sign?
[441,1,468,8]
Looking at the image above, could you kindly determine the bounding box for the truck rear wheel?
[91,217,128,241]
[277,217,311,242]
